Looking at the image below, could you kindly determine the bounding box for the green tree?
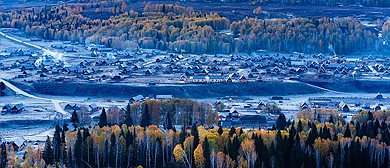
[1,141,7,167]
[140,102,151,127]
[0,82,5,96]
[191,124,199,168]
[217,126,223,135]
[74,130,82,167]
[124,104,133,126]
[70,110,79,126]
[202,137,211,168]
[53,125,61,164]
[276,113,287,130]
[164,111,173,130]
[109,133,117,167]
[99,108,108,128]
[43,136,54,165]
[344,124,352,138]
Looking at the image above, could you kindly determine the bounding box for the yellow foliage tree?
[194,144,205,168]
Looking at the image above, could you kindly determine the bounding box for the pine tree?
[124,104,133,126]
[297,120,303,132]
[164,111,173,130]
[99,108,108,128]
[109,133,117,167]
[276,113,287,130]
[344,124,352,138]
[70,110,79,126]
[140,102,151,127]
[0,82,5,96]
[202,137,211,168]
[61,129,67,165]
[53,125,61,164]
[217,126,223,135]
[229,135,240,161]
[0,142,7,168]
[43,136,54,165]
[178,126,185,145]
[229,126,236,137]
[74,130,82,167]
[191,124,199,168]
[329,115,334,123]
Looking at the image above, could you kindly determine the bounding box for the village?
[0,28,389,86]
[3,27,390,156]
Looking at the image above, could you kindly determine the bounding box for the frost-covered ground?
[0,95,58,142]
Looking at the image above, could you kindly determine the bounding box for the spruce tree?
[140,102,151,127]
[43,136,54,165]
[74,130,82,167]
[70,110,79,126]
[344,124,352,138]
[229,126,236,137]
[191,124,199,168]
[329,115,334,123]
[164,111,173,130]
[276,113,287,130]
[179,125,186,145]
[0,82,5,96]
[53,125,61,164]
[0,142,7,167]
[109,133,117,167]
[297,120,303,132]
[124,104,133,126]
[61,129,67,165]
[99,108,108,128]
[217,126,223,135]
[203,137,211,168]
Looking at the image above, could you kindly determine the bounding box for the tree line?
[3,109,390,167]
[0,3,383,54]
[66,98,217,129]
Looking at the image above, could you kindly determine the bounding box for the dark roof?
[239,115,266,121]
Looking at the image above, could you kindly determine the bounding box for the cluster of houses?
[1,48,36,57]
[219,110,267,128]
[301,93,388,113]
[5,47,390,85]
[64,103,100,113]
[215,101,283,128]
[1,103,24,115]
[129,94,173,104]
[0,137,27,151]
[171,53,390,84]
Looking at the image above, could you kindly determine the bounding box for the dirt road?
[0,78,70,118]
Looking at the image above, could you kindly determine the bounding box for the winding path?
[0,78,70,118]
[0,30,97,59]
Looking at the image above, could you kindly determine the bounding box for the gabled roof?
[131,95,144,101]
[13,137,26,147]
[3,104,12,109]
[90,103,98,109]
[12,103,24,110]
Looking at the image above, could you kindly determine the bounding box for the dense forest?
[2,108,390,168]
[0,2,382,54]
